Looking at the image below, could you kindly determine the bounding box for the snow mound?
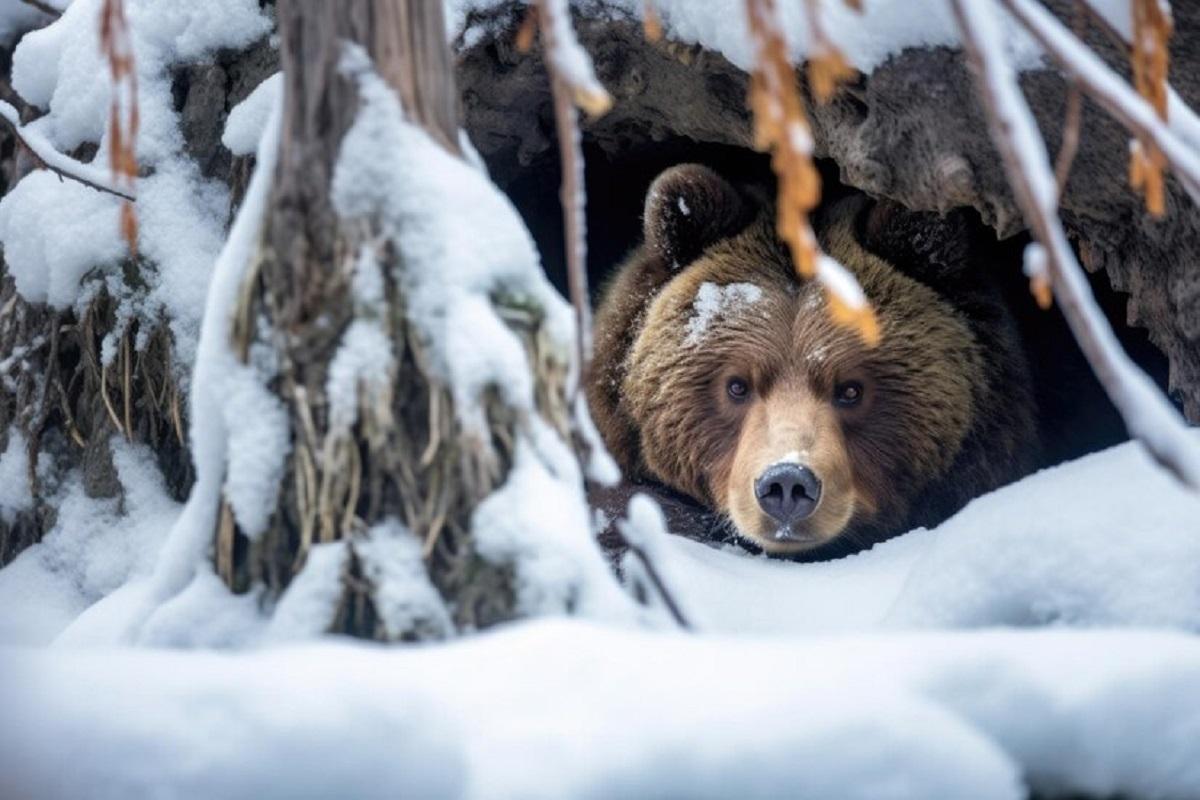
[3,621,1200,799]
[648,436,1200,635]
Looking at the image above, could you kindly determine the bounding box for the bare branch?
[621,535,692,630]
[1052,3,1086,195]
[951,0,1200,489]
[998,0,1200,208]
[0,100,136,201]
[529,0,612,380]
[17,0,61,19]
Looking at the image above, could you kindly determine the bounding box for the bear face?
[589,164,1038,555]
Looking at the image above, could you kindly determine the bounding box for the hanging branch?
[99,0,139,253]
[744,0,879,345]
[997,0,1200,209]
[0,101,136,201]
[519,0,612,381]
[950,0,1200,490]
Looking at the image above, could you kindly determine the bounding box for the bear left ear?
[857,198,975,285]
[643,164,749,268]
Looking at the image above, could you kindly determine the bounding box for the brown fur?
[589,165,1038,555]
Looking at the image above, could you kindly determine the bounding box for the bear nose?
[755,463,821,525]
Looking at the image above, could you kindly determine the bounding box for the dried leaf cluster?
[745,0,879,345]
[1128,0,1172,215]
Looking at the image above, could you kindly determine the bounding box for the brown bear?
[588,163,1039,556]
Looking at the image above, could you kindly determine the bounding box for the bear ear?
[857,198,975,285]
[643,164,748,268]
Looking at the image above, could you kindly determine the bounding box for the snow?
[649,438,1200,635]
[3,0,272,376]
[265,542,348,642]
[327,246,396,433]
[452,0,1045,76]
[2,432,1200,795]
[0,429,33,524]
[5,621,1200,799]
[222,71,281,156]
[355,519,455,640]
[815,252,868,310]
[0,170,125,308]
[472,416,636,620]
[0,439,179,645]
[684,281,764,345]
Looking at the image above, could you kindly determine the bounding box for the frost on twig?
[744,0,879,346]
[951,0,1200,490]
[0,101,135,201]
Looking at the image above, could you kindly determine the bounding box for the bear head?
[589,164,1036,555]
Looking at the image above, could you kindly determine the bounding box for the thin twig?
[619,534,692,630]
[1052,3,1086,195]
[0,101,136,201]
[532,0,608,383]
[951,0,1200,489]
[998,0,1200,207]
[18,0,61,19]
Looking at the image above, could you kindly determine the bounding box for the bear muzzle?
[754,462,822,529]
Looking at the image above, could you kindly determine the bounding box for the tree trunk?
[219,0,579,637]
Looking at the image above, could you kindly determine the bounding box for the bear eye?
[834,380,864,408]
[727,377,750,402]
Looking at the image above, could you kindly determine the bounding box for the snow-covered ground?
[3,438,1200,799]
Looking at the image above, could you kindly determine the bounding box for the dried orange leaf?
[1030,276,1053,310]
[515,8,538,53]
[644,1,663,42]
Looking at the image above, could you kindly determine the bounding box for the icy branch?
[951,0,1200,490]
[998,0,1200,207]
[0,101,135,202]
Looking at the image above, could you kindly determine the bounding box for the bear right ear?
[643,164,748,268]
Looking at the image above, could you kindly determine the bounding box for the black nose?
[755,463,821,524]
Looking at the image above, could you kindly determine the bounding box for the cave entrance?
[481,134,1174,469]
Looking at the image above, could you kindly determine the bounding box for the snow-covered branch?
[0,101,135,202]
[951,0,1200,490]
[998,0,1200,208]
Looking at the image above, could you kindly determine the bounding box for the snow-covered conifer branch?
[951,0,1200,490]
[998,0,1200,209]
[0,101,136,201]
[745,0,879,345]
